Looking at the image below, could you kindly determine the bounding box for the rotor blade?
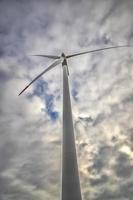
[32,54,60,59]
[66,45,132,58]
[18,59,61,96]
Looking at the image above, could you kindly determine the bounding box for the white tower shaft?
[62,60,82,200]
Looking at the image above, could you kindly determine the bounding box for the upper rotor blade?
[18,59,61,96]
[66,45,132,58]
[32,54,60,59]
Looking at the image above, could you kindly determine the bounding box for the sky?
[0,0,133,199]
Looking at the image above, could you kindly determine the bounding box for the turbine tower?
[19,45,131,200]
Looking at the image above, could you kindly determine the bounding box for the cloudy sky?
[0,0,133,199]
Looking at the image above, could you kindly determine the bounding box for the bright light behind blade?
[18,59,61,96]
[66,45,132,58]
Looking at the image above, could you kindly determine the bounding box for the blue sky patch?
[32,79,59,121]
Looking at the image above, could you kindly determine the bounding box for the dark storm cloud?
[120,181,133,199]
[0,69,11,82]
[114,152,133,178]
[92,112,105,126]
[0,141,18,172]
[90,145,113,173]
[122,93,133,104]
[99,0,129,26]
[0,1,30,56]
[128,127,133,142]
[0,0,58,57]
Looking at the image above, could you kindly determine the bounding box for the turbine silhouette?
[19,45,131,200]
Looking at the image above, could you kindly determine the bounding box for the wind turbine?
[19,45,131,200]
